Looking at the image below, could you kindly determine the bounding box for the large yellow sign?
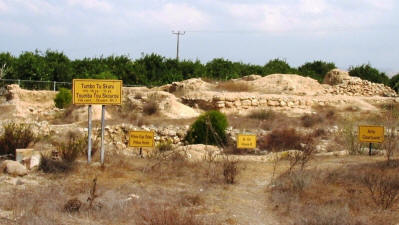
[72,79,122,105]
[129,131,155,148]
[237,134,257,149]
[358,126,384,143]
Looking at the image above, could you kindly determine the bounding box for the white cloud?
[13,0,59,15]
[222,0,395,33]
[67,0,113,12]
[46,26,68,36]
[0,0,9,13]
[0,21,32,36]
[299,0,328,14]
[133,3,210,29]
[363,0,394,10]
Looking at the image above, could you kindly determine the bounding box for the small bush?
[223,159,239,184]
[156,139,174,152]
[57,131,87,162]
[185,110,228,147]
[362,171,399,209]
[143,101,158,115]
[301,114,323,128]
[258,128,305,151]
[180,194,204,207]
[342,123,362,155]
[296,205,355,225]
[39,153,72,173]
[272,171,313,195]
[248,109,276,120]
[54,88,72,109]
[288,136,315,172]
[64,198,82,213]
[0,122,35,158]
[137,205,206,225]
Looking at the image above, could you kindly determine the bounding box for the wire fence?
[0,79,143,91]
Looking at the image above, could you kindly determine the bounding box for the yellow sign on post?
[73,79,122,105]
[358,126,384,143]
[129,131,155,148]
[237,134,257,149]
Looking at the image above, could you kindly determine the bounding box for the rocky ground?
[0,69,398,224]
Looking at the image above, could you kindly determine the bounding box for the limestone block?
[242,100,251,106]
[215,101,225,108]
[213,95,225,101]
[251,99,259,106]
[268,100,279,106]
[234,100,242,107]
[259,98,267,105]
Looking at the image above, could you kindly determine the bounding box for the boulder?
[0,160,28,176]
[323,69,350,85]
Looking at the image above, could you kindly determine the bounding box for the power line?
[172,31,185,61]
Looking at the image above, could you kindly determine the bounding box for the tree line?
[0,50,398,92]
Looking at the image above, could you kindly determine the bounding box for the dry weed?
[215,80,253,92]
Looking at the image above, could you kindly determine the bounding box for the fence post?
[53,81,56,91]
[18,80,20,86]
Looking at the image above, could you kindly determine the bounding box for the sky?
[0,0,398,75]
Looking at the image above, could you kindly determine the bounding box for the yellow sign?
[237,134,257,149]
[358,126,384,143]
[73,79,122,105]
[129,131,155,148]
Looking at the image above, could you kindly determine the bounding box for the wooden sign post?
[72,79,122,164]
[358,125,384,156]
[237,134,257,149]
[129,131,155,157]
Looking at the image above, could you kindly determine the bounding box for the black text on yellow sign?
[72,79,122,105]
[237,134,257,149]
[358,125,384,143]
[129,131,155,148]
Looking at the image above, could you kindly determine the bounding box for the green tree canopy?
[298,60,336,82]
[349,64,389,85]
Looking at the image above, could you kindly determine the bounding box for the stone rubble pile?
[322,69,397,97]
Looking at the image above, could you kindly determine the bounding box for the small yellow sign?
[72,79,122,105]
[237,134,257,149]
[129,131,155,148]
[358,126,384,143]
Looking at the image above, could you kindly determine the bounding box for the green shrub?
[349,64,389,85]
[54,88,72,109]
[389,73,399,93]
[185,110,228,147]
[0,122,35,158]
[298,60,336,82]
[262,58,296,75]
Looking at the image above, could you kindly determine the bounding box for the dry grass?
[0,153,227,225]
[51,105,85,125]
[258,128,307,151]
[228,112,295,131]
[248,109,276,120]
[215,80,253,92]
[270,158,399,225]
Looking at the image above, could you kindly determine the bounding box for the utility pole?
[172,31,185,61]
